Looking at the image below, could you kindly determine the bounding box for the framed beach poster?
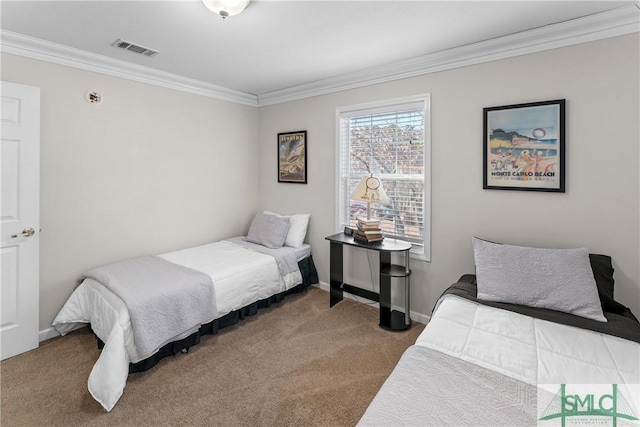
[278,130,307,184]
[483,99,565,192]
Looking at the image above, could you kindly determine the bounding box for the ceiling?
[1,1,638,105]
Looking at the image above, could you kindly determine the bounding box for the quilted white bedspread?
[52,239,309,412]
[419,295,640,389]
[359,294,640,426]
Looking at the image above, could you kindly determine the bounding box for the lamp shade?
[202,0,251,18]
[350,176,389,205]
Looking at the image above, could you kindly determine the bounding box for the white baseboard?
[312,281,430,325]
[39,327,60,342]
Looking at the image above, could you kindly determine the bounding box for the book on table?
[354,217,384,242]
[354,228,384,243]
[357,217,381,225]
[354,234,384,243]
[357,218,381,227]
[357,222,380,231]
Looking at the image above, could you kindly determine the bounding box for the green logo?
[540,384,638,426]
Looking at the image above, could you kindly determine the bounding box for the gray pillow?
[245,213,291,249]
[472,237,607,322]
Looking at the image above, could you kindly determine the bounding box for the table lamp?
[350,175,389,220]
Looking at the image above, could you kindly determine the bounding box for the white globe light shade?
[202,0,251,18]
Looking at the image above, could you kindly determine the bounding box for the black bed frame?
[93,255,319,373]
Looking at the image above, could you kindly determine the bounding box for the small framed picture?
[483,99,565,192]
[278,130,307,184]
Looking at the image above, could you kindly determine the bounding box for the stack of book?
[353,217,384,243]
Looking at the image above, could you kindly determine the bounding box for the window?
[336,95,431,260]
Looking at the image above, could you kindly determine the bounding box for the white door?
[1,81,40,360]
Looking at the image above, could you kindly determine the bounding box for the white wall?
[258,34,640,318]
[2,33,638,333]
[1,53,260,331]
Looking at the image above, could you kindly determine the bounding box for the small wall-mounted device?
[344,227,354,236]
[85,91,103,105]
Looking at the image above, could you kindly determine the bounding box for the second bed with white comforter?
[359,280,640,426]
[53,238,312,412]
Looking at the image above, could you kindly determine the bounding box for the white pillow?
[263,210,310,248]
[472,237,607,322]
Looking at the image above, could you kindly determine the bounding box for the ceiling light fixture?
[202,0,251,20]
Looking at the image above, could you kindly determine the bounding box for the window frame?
[335,94,431,261]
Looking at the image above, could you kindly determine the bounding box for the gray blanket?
[358,345,538,426]
[226,236,301,276]
[83,256,216,359]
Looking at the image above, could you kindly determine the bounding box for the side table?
[325,233,412,331]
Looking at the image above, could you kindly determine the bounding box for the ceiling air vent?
[111,39,159,57]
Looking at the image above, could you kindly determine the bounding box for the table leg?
[405,250,411,325]
[329,241,344,307]
[379,251,391,327]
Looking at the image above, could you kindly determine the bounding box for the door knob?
[11,227,35,238]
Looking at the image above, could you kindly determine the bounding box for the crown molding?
[1,5,638,108]
[258,5,640,106]
[0,30,259,107]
